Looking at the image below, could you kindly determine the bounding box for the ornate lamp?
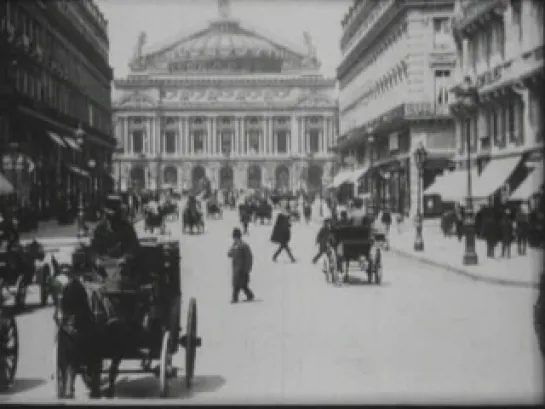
[413,142,427,252]
[455,76,479,265]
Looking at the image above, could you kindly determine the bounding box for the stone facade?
[450,0,543,179]
[336,0,457,216]
[112,1,337,195]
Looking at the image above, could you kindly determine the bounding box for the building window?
[494,20,505,59]
[164,130,176,154]
[277,131,288,153]
[433,17,451,48]
[309,130,320,153]
[193,131,204,153]
[507,99,516,143]
[435,70,450,106]
[248,131,260,154]
[221,132,232,153]
[132,130,144,154]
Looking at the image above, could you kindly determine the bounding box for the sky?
[95,0,352,79]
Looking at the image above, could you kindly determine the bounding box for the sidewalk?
[388,221,541,288]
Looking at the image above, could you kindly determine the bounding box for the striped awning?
[510,162,544,201]
[63,137,81,151]
[47,131,65,147]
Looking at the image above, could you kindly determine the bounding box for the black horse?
[206,200,223,219]
[53,262,154,399]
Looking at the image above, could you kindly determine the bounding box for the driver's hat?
[104,194,122,215]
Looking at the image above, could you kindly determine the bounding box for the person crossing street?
[228,227,255,304]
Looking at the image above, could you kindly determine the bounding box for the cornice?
[114,75,336,88]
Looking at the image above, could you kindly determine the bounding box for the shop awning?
[510,162,544,201]
[47,131,65,147]
[63,137,81,151]
[472,155,521,199]
[67,165,90,178]
[332,169,354,188]
[439,168,480,203]
[348,165,370,182]
[425,170,464,197]
[0,172,14,195]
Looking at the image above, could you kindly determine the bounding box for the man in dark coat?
[312,219,333,264]
[228,227,254,303]
[500,210,514,258]
[515,204,529,256]
[381,207,392,233]
[535,270,545,359]
[482,212,498,258]
[271,210,296,263]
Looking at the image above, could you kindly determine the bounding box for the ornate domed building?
[112,0,337,195]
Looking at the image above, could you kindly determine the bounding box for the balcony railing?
[453,0,507,33]
[404,102,451,118]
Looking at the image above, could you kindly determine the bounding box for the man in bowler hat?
[271,207,296,263]
[228,227,255,303]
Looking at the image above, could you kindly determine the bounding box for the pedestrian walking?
[515,204,529,256]
[500,210,514,258]
[240,200,251,235]
[271,209,296,263]
[312,219,333,264]
[227,227,255,304]
[381,207,392,234]
[482,211,498,258]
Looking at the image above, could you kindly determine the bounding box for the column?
[234,117,239,156]
[183,117,189,155]
[240,117,248,156]
[211,117,217,156]
[258,117,267,156]
[268,116,274,156]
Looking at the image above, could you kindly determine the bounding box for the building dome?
[129,0,320,74]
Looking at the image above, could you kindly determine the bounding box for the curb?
[389,245,539,289]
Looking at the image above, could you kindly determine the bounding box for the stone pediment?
[114,91,157,108]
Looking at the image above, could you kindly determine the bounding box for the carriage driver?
[90,194,140,283]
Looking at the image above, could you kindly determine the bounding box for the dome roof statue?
[128,0,321,75]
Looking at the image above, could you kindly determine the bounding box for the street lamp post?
[367,132,375,214]
[74,123,87,230]
[413,142,427,252]
[456,79,479,266]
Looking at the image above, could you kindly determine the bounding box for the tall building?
[112,0,337,196]
[0,0,115,217]
[334,0,457,216]
[448,0,543,209]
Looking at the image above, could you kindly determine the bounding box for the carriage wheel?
[0,313,18,391]
[14,275,26,311]
[183,298,199,388]
[159,331,172,398]
[40,266,51,307]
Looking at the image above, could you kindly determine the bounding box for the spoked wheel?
[40,266,51,307]
[182,298,200,389]
[159,331,171,398]
[0,312,18,391]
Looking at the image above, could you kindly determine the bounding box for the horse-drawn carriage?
[255,200,273,224]
[182,200,204,235]
[0,240,50,310]
[322,224,383,285]
[206,198,222,219]
[53,235,201,398]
